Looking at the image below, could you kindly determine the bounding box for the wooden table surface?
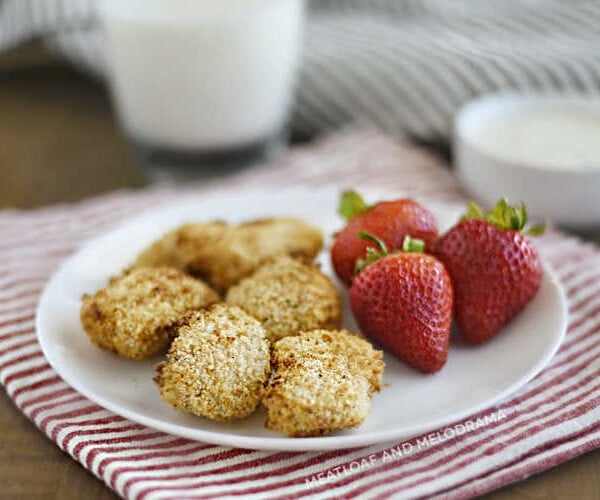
[1,47,599,500]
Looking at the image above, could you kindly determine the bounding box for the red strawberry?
[350,234,453,373]
[435,199,544,345]
[331,191,438,286]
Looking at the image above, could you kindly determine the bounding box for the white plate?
[36,188,567,451]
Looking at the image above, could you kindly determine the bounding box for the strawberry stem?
[354,231,388,274]
[402,235,425,253]
[354,232,426,274]
[357,231,388,253]
[338,191,371,221]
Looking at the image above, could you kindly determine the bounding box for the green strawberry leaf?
[338,190,370,221]
[515,204,527,231]
[461,201,484,221]
[461,198,544,235]
[526,224,546,236]
[492,198,510,228]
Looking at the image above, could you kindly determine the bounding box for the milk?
[99,0,305,151]
[471,106,600,170]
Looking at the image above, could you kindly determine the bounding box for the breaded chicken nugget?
[80,267,219,360]
[155,304,270,421]
[225,255,341,341]
[133,221,228,270]
[264,356,370,437]
[190,218,323,291]
[263,329,385,437]
[273,329,385,393]
[133,218,323,292]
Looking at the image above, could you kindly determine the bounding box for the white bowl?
[454,93,600,228]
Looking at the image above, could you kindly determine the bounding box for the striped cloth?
[1,1,600,141]
[2,128,600,499]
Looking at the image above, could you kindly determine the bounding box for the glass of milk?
[98,0,305,180]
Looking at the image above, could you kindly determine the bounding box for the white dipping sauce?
[99,0,304,150]
[455,94,600,228]
[467,106,600,170]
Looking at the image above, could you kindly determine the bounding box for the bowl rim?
[454,92,600,176]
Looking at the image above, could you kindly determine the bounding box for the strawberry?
[331,191,438,286]
[435,199,544,345]
[349,234,453,374]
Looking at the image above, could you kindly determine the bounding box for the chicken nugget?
[264,357,370,437]
[80,267,219,360]
[263,329,384,437]
[133,221,228,271]
[133,218,323,292]
[155,304,270,421]
[193,218,323,291]
[273,329,385,393]
[225,256,341,341]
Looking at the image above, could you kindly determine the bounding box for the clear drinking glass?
[97,0,305,181]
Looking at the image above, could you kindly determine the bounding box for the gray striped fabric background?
[1,0,600,141]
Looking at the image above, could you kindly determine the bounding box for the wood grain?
[0,46,598,500]
[0,47,145,210]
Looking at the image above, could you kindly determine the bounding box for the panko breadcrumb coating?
[264,356,371,437]
[273,329,385,393]
[133,218,323,291]
[80,267,219,360]
[263,329,385,437]
[154,304,271,421]
[225,256,342,341]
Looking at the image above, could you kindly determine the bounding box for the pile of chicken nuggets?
[80,217,385,437]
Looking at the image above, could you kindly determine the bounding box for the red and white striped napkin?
[2,129,600,499]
